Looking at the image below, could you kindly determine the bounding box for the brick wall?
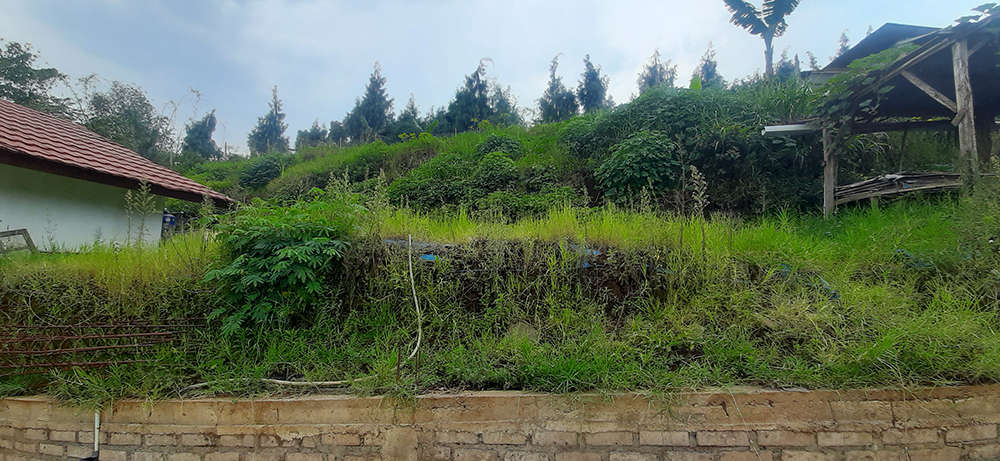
[2,385,999,461]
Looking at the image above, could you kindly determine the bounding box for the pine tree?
[444,59,493,132]
[182,110,221,160]
[832,31,851,62]
[247,86,289,155]
[489,85,522,126]
[692,44,725,89]
[577,54,611,114]
[344,61,395,143]
[295,121,329,150]
[328,121,347,145]
[390,94,422,139]
[538,54,578,123]
[773,50,801,82]
[637,49,678,94]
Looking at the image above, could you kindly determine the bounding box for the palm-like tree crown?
[722,0,801,75]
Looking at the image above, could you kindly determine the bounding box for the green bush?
[239,157,282,189]
[596,131,680,200]
[476,134,526,160]
[205,197,357,334]
[473,152,518,192]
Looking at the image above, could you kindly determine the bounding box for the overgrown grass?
[3,196,1000,407]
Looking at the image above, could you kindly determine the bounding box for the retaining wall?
[2,385,1000,461]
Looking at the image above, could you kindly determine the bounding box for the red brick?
[906,447,961,461]
[880,428,938,445]
[758,431,813,447]
[219,435,254,447]
[483,432,526,445]
[454,449,498,461]
[584,432,632,446]
[438,431,479,444]
[503,453,548,461]
[696,431,753,447]
[322,433,362,446]
[554,454,601,461]
[639,431,688,447]
[817,432,873,447]
[534,432,577,446]
[719,452,772,461]
[945,425,997,443]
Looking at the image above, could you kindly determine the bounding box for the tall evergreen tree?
[489,85,522,127]
[344,61,395,142]
[577,55,611,114]
[773,50,801,82]
[295,121,329,150]
[722,0,801,77]
[832,31,851,62]
[328,121,347,145]
[182,110,221,160]
[538,54,578,123]
[247,86,289,155]
[0,41,71,117]
[444,59,493,133]
[692,44,725,89]
[637,49,678,94]
[391,94,422,138]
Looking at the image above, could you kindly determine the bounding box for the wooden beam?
[952,39,980,175]
[852,120,957,134]
[823,129,838,219]
[901,70,957,113]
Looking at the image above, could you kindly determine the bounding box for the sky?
[0,0,983,154]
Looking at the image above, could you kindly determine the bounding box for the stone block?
[49,430,76,442]
[132,453,164,461]
[205,454,240,461]
[719,452,773,461]
[100,450,128,461]
[384,427,419,461]
[905,447,961,461]
[145,434,176,446]
[67,445,95,458]
[945,425,997,443]
[245,455,283,461]
[38,443,63,456]
[219,435,254,447]
[79,431,95,444]
[830,400,893,422]
[584,432,632,446]
[454,449,498,461]
[427,446,451,460]
[964,443,1000,460]
[259,435,280,447]
[554,453,601,461]
[783,452,837,461]
[482,432,525,445]
[533,432,577,446]
[758,431,813,447]
[880,428,938,445]
[167,454,201,461]
[609,453,656,461]
[817,432,873,447]
[301,436,317,448]
[639,431,688,447]
[437,431,479,444]
[12,441,36,453]
[0,438,11,449]
[109,433,142,445]
[22,429,46,441]
[503,453,548,461]
[322,433,362,446]
[844,451,903,461]
[696,431,752,447]
[287,454,323,461]
[180,434,214,447]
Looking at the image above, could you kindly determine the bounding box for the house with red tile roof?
[0,99,232,250]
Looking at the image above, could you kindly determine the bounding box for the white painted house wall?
[0,163,166,250]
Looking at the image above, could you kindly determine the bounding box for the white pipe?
[761,124,818,136]
[93,410,100,457]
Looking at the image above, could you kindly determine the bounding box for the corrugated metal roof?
[0,99,231,205]
[825,23,938,70]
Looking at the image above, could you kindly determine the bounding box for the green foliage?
[637,49,678,94]
[182,110,221,160]
[538,54,578,123]
[0,40,71,117]
[476,134,526,160]
[205,198,355,334]
[692,44,725,89]
[577,55,612,113]
[596,131,680,199]
[344,62,395,143]
[295,121,329,150]
[722,0,801,77]
[239,157,282,190]
[436,59,522,134]
[247,86,289,155]
[83,80,173,163]
[473,152,518,192]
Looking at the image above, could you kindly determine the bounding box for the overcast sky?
[0,0,981,154]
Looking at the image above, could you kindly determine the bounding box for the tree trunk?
[764,36,774,78]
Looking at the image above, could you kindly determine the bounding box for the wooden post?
[953,39,979,175]
[823,129,838,219]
